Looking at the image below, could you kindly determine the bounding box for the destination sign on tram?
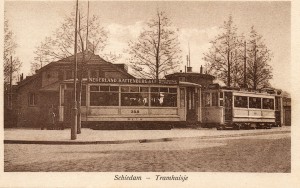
[88,78,178,85]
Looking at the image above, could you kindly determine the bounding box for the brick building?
[15,51,134,128]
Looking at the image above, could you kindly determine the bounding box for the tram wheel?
[234,123,241,130]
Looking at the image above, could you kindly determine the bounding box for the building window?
[28,93,37,106]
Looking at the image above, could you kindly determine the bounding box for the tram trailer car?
[58,78,202,130]
[202,84,283,130]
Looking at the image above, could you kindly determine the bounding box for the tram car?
[58,78,202,129]
[201,84,283,130]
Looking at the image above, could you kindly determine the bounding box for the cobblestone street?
[4,132,290,172]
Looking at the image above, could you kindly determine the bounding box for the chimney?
[187,67,192,72]
[200,65,203,74]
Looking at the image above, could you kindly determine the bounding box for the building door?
[275,96,282,126]
[284,108,291,126]
[186,87,198,122]
[224,91,233,122]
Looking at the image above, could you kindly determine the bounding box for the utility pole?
[71,0,79,140]
[243,41,247,88]
[9,56,13,110]
[188,42,191,67]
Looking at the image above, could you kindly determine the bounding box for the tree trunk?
[155,12,161,81]
[253,44,257,90]
[227,48,231,87]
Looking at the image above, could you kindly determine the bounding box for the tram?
[58,78,202,129]
[201,84,283,130]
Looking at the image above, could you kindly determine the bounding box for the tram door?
[63,90,73,127]
[224,92,233,122]
[186,87,198,122]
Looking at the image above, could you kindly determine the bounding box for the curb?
[4,130,290,145]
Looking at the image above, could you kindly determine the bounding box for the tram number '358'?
[131,110,140,114]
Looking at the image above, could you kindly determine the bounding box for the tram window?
[180,88,185,107]
[121,86,129,92]
[110,86,119,92]
[263,98,274,109]
[249,97,261,109]
[202,93,211,107]
[140,87,149,92]
[169,88,177,93]
[121,93,148,106]
[234,96,248,108]
[90,92,119,106]
[90,86,99,91]
[150,88,177,107]
[160,87,168,92]
[100,86,109,91]
[130,86,139,92]
[220,92,223,98]
[212,92,218,106]
[150,93,177,107]
[220,100,224,106]
[151,87,159,92]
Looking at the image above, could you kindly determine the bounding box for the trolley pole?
[71,0,79,140]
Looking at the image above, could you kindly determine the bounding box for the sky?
[4,1,291,92]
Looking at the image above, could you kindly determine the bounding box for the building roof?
[17,51,135,89]
[37,51,134,78]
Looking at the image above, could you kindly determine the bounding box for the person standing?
[48,105,56,130]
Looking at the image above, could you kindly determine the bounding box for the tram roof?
[178,81,202,87]
[61,78,201,87]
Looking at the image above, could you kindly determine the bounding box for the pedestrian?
[48,105,56,130]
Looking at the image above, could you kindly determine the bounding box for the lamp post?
[71,0,79,140]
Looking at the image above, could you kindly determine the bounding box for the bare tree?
[30,7,108,73]
[4,17,22,85]
[203,16,243,87]
[246,26,273,90]
[127,11,182,80]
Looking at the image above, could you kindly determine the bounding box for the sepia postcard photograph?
[1,0,299,187]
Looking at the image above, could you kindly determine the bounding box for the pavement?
[4,126,291,145]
